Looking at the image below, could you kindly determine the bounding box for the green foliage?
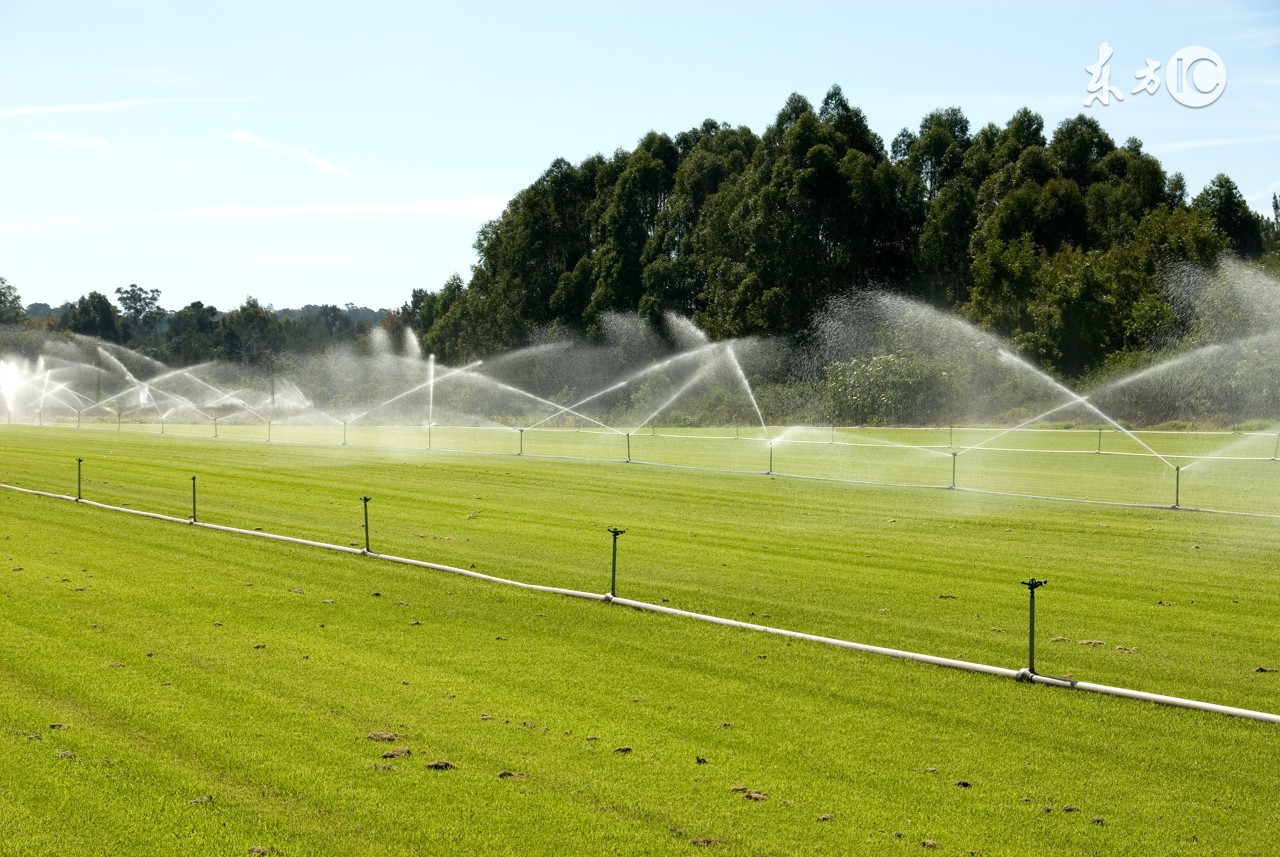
[66,291,124,343]
[823,354,956,425]
[214,298,284,364]
[0,276,24,325]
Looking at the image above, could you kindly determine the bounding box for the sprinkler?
[343,420,348,446]
[213,416,219,438]
[1020,578,1047,674]
[626,433,631,462]
[76,458,83,500]
[190,476,197,522]
[361,496,372,553]
[1273,431,1279,460]
[607,527,626,597]
[768,441,773,474]
[427,423,432,449]
[1097,427,1102,453]
[76,409,82,429]
[949,425,953,448]
[950,451,958,488]
[267,420,272,442]
[117,410,121,430]
[1174,465,1180,508]
[518,428,524,455]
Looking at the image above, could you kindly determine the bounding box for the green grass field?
[2,424,1279,855]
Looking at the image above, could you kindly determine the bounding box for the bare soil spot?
[1091,816,1105,825]
[1063,805,1079,812]
[498,770,527,779]
[1079,640,1105,647]
[1049,636,1070,643]
[717,722,732,729]
[366,731,397,742]
[1256,667,1278,673]
[49,723,68,730]
[289,588,303,594]
[57,750,76,759]
[252,644,266,650]
[108,662,125,668]
[189,795,213,804]
[818,813,834,821]
[248,848,269,856]
[425,760,455,770]
[1116,646,1137,653]
[743,790,768,801]
[955,780,971,788]
[690,838,722,847]
[480,714,493,721]
[937,594,956,600]
[614,746,632,754]
[922,840,938,849]
[381,747,411,759]
[696,756,708,764]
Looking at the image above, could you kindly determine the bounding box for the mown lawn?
[2,425,1278,855]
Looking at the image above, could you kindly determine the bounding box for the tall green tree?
[214,298,283,364]
[0,277,23,325]
[66,292,124,342]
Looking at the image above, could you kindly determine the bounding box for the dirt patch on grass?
[425,760,456,770]
[366,731,397,741]
[381,747,411,759]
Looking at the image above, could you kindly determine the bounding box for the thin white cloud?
[0,197,510,229]
[229,130,373,189]
[1149,134,1280,154]
[27,131,113,151]
[159,198,508,221]
[0,97,258,117]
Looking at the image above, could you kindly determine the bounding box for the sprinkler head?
[607,527,626,537]
[1021,578,1047,591]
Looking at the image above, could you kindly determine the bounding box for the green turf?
[2,425,1279,855]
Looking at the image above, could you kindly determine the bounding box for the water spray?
[607,527,626,597]
[361,496,372,553]
[1020,578,1047,675]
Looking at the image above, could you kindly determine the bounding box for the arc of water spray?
[356,359,482,422]
[523,343,719,432]
[630,360,720,433]
[450,369,622,434]
[958,351,1176,469]
[725,343,767,430]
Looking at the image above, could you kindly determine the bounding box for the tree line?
[3,283,389,366]
[396,87,1278,378]
[3,86,1277,380]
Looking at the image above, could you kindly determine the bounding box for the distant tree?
[66,291,124,342]
[115,284,166,347]
[0,277,23,325]
[214,298,284,364]
[1193,174,1265,258]
[165,301,219,366]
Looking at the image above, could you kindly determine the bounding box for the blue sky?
[1,0,1277,313]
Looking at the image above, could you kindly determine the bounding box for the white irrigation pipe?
[4,481,1278,724]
